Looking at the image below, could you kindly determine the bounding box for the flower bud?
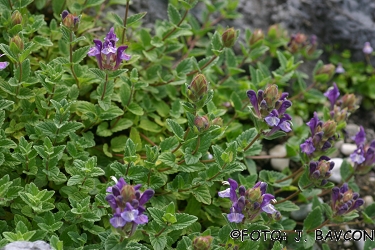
[10,35,24,51]
[249,29,264,46]
[212,117,223,126]
[322,120,337,139]
[315,64,336,80]
[192,236,213,250]
[120,185,136,203]
[187,74,208,102]
[194,115,210,131]
[263,84,279,107]
[11,10,22,26]
[245,187,261,202]
[221,28,237,48]
[340,94,358,112]
[61,10,80,31]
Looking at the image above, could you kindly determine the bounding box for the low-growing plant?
[0,1,374,250]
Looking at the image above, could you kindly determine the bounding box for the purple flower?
[350,148,365,164]
[265,109,280,127]
[88,27,131,70]
[0,54,9,70]
[106,177,154,234]
[363,42,373,55]
[351,126,366,146]
[335,63,345,74]
[218,179,246,223]
[306,112,322,134]
[300,137,316,155]
[324,83,340,110]
[308,156,334,187]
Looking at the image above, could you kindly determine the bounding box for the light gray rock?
[1,241,52,250]
[328,158,343,183]
[290,203,312,220]
[363,195,374,208]
[269,144,289,171]
[340,143,357,156]
[345,124,360,139]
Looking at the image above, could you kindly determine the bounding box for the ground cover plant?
[0,0,374,249]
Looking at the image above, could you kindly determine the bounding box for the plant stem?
[69,31,80,89]
[140,132,157,146]
[146,10,189,52]
[121,0,130,44]
[155,226,167,237]
[290,82,317,101]
[100,72,108,100]
[187,55,218,76]
[275,167,304,183]
[7,0,12,10]
[243,133,261,152]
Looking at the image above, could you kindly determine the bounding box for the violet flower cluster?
[308,156,334,187]
[88,27,131,71]
[105,177,154,236]
[247,84,292,135]
[218,179,279,223]
[300,112,337,156]
[324,83,358,123]
[331,183,364,217]
[349,126,375,174]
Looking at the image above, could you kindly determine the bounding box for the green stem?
[187,55,218,76]
[69,31,80,89]
[243,132,261,152]
[7,0,12,10]
[146,10,189,52]
[275,167,304,183]
[155,226,168,237]
[121,0,130,44]
[100,72,108,101]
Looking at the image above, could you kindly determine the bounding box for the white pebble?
[340,143,357,156]
[328,158,343,183]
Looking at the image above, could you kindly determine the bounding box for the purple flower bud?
[331,187,340,206]
[352,199,364,210]
[340,183,349,193]
[277,100,292,115]
[259,182,267,195]
[279,92,289,100]
[322,141,332,151]
[247,90,260,117]
[324,83,340,110]
[257,90,264,101]
[61,10,69,20]
[138,189,155,205]
[311,170,320,179]
[329,161,335,170]
[352,192,359,200]
[239,186,246,196]
[321,179,328,186]
[309,161,318,175]
[228,178,239,202]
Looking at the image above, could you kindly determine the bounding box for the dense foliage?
[0,0,374,250]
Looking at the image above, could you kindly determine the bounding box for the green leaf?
[192,185,211,205]
[139,119,161,133]
[304,207,323,231]
[166,119,184,140]
[127,12,147,26]
[259,170,292,187]
[274,200,300,212]
[33,36,53,46]
[158,152,178,168]
[149,234,167,250]
[167,4,181,25]
[72,46,90,64]
[176,57,193,76]
[107,12,124,27]
[340,160,353,180]
[170,213,198,230]
[127,102,144,115]
[211,31,222,51]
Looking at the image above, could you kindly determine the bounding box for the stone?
[328,158,343,183]
[363,195,374,208]
[269,144,290,171]
[345,124,360,140]
[290,203,312,221]
[1,241,52,250]
[340,143,357,156]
